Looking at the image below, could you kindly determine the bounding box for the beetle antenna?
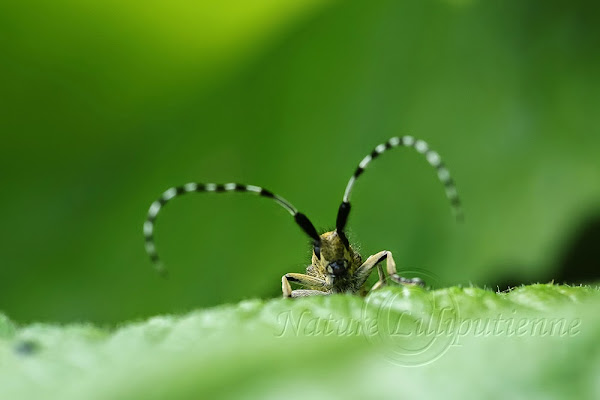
[336,136,463,246]
[144,183,320,275]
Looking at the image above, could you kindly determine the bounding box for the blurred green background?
[1,0,599,325]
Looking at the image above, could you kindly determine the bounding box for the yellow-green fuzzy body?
[305,231,364,294]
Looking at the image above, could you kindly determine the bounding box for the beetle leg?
[282,274,329,298]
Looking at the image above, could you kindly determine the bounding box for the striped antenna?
[144,183,320,275]
[336,136,463,244]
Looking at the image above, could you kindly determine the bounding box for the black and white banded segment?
[144,183,320,274]
[337,136,463,235]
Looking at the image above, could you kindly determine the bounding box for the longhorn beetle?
[144,136,462,298]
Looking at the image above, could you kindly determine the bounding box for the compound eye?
[313,245,321,260]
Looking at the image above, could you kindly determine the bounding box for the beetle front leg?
[282,273,329,298]
[355,250,424,292]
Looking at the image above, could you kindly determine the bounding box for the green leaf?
[1,283,598,399]
[0,314,16,339]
